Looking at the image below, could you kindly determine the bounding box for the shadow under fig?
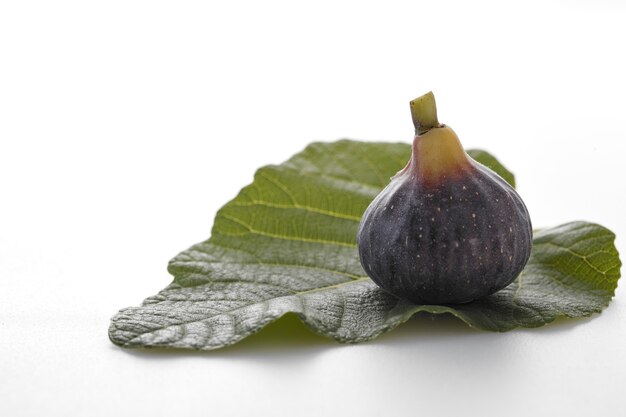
[373,310,602,346]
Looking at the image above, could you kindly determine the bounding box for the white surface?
[1,1,625,416]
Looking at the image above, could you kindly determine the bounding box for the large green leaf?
[109,140,621,350]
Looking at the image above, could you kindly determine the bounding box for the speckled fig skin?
[357,125,532,304]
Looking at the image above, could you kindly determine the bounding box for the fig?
[357,92,532,304]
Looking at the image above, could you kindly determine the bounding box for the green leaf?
[109,140,621,350]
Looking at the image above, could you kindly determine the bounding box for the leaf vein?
[218,214,357,248]
[229,200,361,222]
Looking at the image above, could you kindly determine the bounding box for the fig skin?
[357,124,532,305]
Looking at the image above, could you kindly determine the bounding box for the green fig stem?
[410,91,442,135]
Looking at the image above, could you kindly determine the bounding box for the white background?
[1,1,625,416]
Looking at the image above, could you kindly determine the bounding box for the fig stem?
[410,91,442,135]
